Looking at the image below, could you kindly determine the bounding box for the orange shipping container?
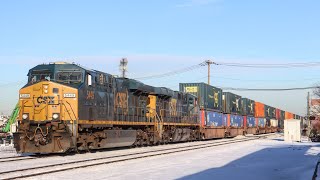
[255,102,265,117]
[285,112,294,119]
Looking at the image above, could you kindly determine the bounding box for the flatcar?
[14,62,200,153]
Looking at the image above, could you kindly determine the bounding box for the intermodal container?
[244,116,250,127]
[278,119,284,129]
[264,105,276,118]
[257,118,266,127]
[179,83,222,111]
[294,114,301,120]
[276,109,281,120]
[205,111,224,126]
[222,114,228,126]
[270,119,278,127]
[200,110,205,126]
[230,114,244,127]
[247,116,256,127]
[255,102,265,117]
[285,112,294,119]
[222,92,242,114]
[264,105,270,118]
[280,110,285,120]
[266,118,271,127]
[271,107,276,119]
[241,98,255,116]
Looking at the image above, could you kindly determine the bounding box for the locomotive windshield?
[29,69,53,83]
[28,69,83,86]
[56,71,83,84]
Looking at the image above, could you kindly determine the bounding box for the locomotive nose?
[22,82,61,122]
[16,80,78,153]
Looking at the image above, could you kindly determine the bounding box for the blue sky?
[0,0,319,115]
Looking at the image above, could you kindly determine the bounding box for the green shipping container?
[280,110,285,120]
[223,92,242,114]
[241,98,255,116]
[265,105,276,119]
[179,83,222,112]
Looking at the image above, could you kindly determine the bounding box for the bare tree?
[308,88,320,141]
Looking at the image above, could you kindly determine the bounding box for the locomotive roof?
[29,62,111,76]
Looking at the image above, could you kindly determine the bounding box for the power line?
[134,63,205,80]
[132,60,320,80]
[219,86,320,91]
[211,76,320,82]
[215,61,320,68]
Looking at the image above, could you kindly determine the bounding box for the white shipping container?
[284,119,301,142]
[270,119,278,127]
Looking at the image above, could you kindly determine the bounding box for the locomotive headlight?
[44,89,48,94]
[22,114,28,120]
[52,113,59,120]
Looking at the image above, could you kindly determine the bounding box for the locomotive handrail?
[63,100,78,122]
[61,101,77,136]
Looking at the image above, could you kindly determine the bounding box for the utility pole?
[119,58,128,78]
[306,91,311,136]
[307,92,310,119]
[205,60,215,85]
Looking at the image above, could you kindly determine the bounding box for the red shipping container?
[243,116,247,128]
[276,109,281,120]
[200,110,205,126]
[227,114,231,127]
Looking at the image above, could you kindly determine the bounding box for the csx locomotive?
[14,62,200,153]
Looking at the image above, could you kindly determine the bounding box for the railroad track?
[0,134,275,180]
[0,156,36,163]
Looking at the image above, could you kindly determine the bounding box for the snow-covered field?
[1,134,319,180]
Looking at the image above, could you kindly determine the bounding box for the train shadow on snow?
[178,142,320,180]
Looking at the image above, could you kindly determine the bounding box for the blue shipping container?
[222,114,228,126]
[257,118,266,127]
[230,114,244,127]
[247,116,256,127]
[206,111,224,126]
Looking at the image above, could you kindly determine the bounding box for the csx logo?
[87,91,95,100]
[115,92,127,108]
[37,96,55,104]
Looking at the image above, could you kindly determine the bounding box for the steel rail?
[0,134,274,180]
[0,156,36,163]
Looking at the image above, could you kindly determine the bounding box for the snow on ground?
[0,144,18,158]
[23,134,320,180]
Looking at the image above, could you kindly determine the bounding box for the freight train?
[13,62,303,154]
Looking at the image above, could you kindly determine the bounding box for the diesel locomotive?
[14,62,200,153]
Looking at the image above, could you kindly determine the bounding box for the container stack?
[222,92,244,136]
[241,98,256,134]
[179,83,226,139]
[255,102,266,134]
